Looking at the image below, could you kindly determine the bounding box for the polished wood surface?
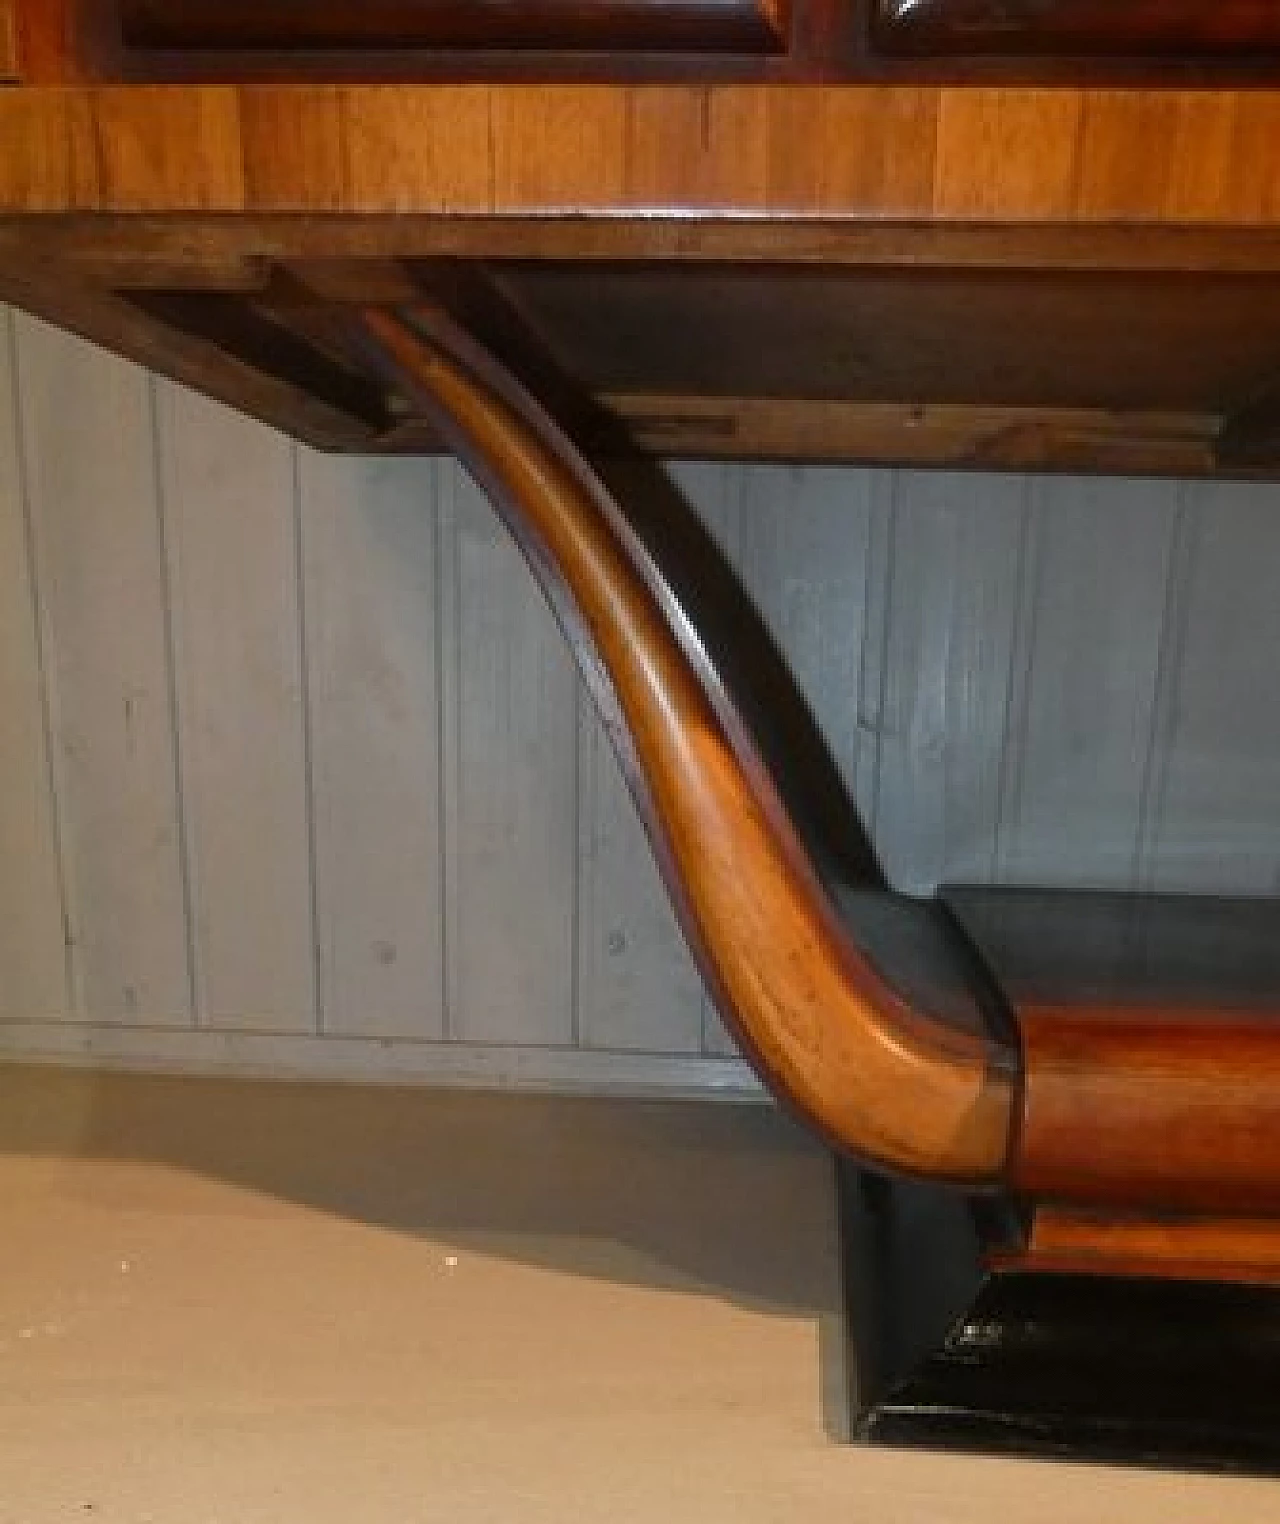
[999,1206,1280,1285]
[356,307,1017,1183]
[5,83,1280,224]
[21,0,1280,80]
[5,77,1280,477]
[949,889,1280,1213]
[1017,1006,1280,1213]
[0,0,18,79]
[120,0,790,53]
[492,265,1280,412]
[874,0,1280,56]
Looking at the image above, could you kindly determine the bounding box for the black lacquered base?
[838,1163,1280,1475]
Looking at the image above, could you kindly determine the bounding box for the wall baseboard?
[0,1020,761,1099]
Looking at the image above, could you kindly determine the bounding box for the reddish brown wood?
[0,1,19,78]
[355,306,1018,1184]
[874,0,1280,57]
[1015,1006,1280,1215]
[119,0,790,53]
[993,1206,1280,1286]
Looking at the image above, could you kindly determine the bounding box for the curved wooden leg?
[353,304,1018,1187]
[352,304,1280,1475]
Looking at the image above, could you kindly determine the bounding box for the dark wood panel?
[495,265,1280,414]
[874,0,1280,57]
[945,889,1280,1010]
[119,0,790,53]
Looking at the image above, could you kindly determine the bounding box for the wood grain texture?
[0,0,18,79]
[2,83,1280,225]
[357,308,1017,1183]
[1001,1206,1280,1285]
[664,459,747,1060]
[120,0,791,53]
[1016,1004,1280,1213]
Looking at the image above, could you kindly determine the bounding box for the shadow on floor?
[0,1062,853,1439]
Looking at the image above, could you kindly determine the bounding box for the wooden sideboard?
[8,5,1280,1475]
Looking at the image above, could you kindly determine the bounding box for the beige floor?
[0,1065,1273,1522]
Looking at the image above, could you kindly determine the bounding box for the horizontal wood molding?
[119,0,790,53]
[994,1206,1280,1286]
[5,84,1280,225]
[874,0,1280,56]
[1016,1005,1280,1214]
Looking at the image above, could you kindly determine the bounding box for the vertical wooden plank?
[1143,482,1280,893]
[90,88,245,212]
[0,91,99,211]
[623,87,768,213]
[491,87,626,211]
[0,312,67,1018]
[994,476,1180,888]
[14,315,191,1022]
[157,380,315,1030]
[239,87,346,211]
[577,461,707,1057]
[1076,91,1248,223]
[0,2,20,80]
[933,90,1082,219]
[873,471,1027,894]
[299,449,445,1041]
[441,463,578,1046]
[339,86,493,214]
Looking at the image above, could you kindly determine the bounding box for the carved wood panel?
[119,0,790,54]
[874,0,1280,56]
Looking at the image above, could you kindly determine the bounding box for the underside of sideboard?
[9,221,1280,478]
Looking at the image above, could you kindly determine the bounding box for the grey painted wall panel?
[156,380,316,1032]
[299,450,447,1041]
[994,475,1180,889]
[12,316,191,1025]
[0,314,67,1018]
[442,464,580,1047]
[1144,483,1280,893]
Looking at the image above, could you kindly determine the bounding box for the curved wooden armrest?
[356,307,1018,1186]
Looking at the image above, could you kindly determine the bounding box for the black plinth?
[837,1163,1280,1475]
